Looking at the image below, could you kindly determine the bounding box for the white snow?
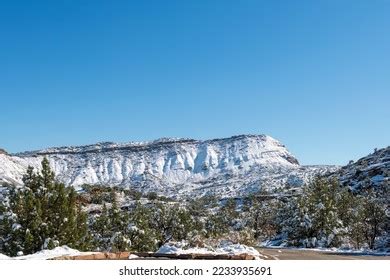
[156,241,263,259]
[9,246,93,260]
[215,243,261,257]
[338,146,390,190]
[128,254,140,259]
[0,253,10,260]
[157,243,213,255]
[12,223,22,231]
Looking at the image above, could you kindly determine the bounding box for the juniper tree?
[204,213,228,238]
[359,189,386,249]
[244,196,279,240]
[90,191,132,252]
[108,189,131,252]
[128,202,158,252]
[90,203,111,250]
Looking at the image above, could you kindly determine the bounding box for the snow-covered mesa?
[0,135,337,197]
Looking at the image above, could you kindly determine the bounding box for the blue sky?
[1,0,389,165]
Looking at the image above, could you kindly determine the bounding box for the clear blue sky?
[1,0,389,165]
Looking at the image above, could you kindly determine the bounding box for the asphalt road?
[257,248,390,260]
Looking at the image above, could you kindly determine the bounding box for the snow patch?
[156,241,263,259]
[0,253,10,260]
[12,246,93,260]
[128,254,140,259]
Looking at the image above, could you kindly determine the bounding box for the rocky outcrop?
[335,146,390,190]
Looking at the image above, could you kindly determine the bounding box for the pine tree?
[0,158,91,256]
[284,177,350,247]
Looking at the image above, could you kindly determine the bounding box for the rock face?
[0,135,335,197]
[336,146,390,191]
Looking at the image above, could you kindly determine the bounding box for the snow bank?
[12,246,91,260]
[156,243,213,255]
[0,253,10,260]
[215,243,261,257]
[156,241,262,259]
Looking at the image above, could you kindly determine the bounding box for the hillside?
[336,146,390,190]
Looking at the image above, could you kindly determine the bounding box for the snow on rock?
[215,243,261,257]
[156,241,263,259]
[0,135,337,198]
[128,254,140,259]
[156,243,213,255]
[12,246,90,260]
